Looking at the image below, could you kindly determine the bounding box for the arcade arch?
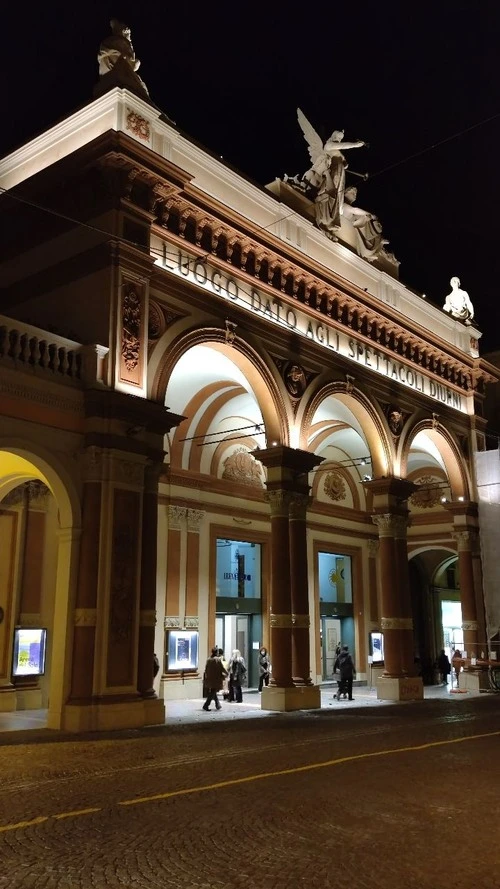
[0,445,80,729]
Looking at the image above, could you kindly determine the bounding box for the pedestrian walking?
[437,649,451,686]
[228,649,246,702]
[334,644,355,700]
[202,647,228,711]
[452,648,462,686]
[258,646,270,692]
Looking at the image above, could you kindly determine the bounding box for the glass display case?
[12,628,47,676]
[369,631,384,663]
[165,630,199,671]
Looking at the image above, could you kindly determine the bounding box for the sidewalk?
[0,682,479,735]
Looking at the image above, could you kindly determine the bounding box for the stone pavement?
[0,680,474,735]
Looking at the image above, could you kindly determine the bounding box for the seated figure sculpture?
[342,186,389,262]
[97,20,149,98]
[443,277,474,325]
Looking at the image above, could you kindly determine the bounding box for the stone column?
[453,530,479,655]
[365,477,423,702]
[265,489,294,690]
[137,462,164,725]
[289,492,313,686]
[254,446,323,712]
[444,501,481,657]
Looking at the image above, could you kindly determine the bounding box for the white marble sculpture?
[297,108,366,239]
[342,186,388,261]
[443,277,474,325]
[98,19,149,97]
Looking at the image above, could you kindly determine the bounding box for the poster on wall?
[166,630,199,671]
[12,628,47,676]
[370,632,384,663]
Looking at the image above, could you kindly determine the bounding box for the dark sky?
[3,1,500,352]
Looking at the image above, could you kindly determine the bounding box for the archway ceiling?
[0,453,51,499]
[408,432,447,475]
[312,397,365,440]
[166,345,253,415]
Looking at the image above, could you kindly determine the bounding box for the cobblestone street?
[1,693,499,888]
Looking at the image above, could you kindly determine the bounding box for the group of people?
[333,644,355,700]
[436,648,462,687]
[202,646,271,711]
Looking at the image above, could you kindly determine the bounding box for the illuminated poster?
[12,628,47,676]
[166,630,199,671]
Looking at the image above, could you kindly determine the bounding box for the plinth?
[376,676,423,701]
[261,684,321,712]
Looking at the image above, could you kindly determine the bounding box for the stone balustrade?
[0,316,109,386]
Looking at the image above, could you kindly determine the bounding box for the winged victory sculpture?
[297,108,366,240]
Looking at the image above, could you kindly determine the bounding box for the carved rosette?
[222,449,264,488]
[410,476,442,509]
[270,613,294,628]
[381,616,413,631]
[120,281,143,386]
[323,471,347,503]
[265,490,293,518]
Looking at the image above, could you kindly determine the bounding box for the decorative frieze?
[462,620,479,632]
[74,608,97,627]
[270,613,294,628]
[1,481,51,508]
[381,616,413,631]
[184,616,199,629]
[164,615,181,628]
[222,449,263,488]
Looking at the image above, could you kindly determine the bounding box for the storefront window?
[318,552,352,603]
[216,539,261,599]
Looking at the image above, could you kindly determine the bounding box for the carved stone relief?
[126,109,151,143]
[410,476,442,509]
[222,449,264,488]
[120,282,143,386]
[323,471,347,502]
[148,300,167,341]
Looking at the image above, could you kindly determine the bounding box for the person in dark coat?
[437,649,451,686]
[334,645,355,700]
[258,646,270,692]
[228,649,246,702]
[202,647,228,711]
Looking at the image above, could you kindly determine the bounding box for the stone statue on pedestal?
[297,108,366,240]
[96,20,150,101]
[443,277,474,325]
[342,186,389,262]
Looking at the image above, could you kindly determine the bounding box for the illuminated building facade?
[0,80,498,730]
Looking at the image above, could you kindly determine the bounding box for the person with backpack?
[228,649,247,702]
[334,645,355,701]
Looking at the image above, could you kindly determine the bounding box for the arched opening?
[155,340,285,696]
[0,447,79,729]
[302,389,388,680]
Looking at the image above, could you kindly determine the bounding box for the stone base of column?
[16,688,43,710]
[0,687,17,712]
[261,684,321,712]
[376,676,423,701]
[459,670,489,692]
[61,697,166,732]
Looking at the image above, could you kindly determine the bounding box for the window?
[216,539,261,599]
[318,552,352,603]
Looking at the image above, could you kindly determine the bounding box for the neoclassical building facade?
[0,77,498,730]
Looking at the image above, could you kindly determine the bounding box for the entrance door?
[216,614,250,686]
[322,617,341,679]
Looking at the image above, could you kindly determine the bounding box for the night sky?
[3,2,500,352]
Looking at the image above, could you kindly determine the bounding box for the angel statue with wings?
[297,108,366,239]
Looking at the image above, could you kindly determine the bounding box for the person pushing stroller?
[333,645,355,701]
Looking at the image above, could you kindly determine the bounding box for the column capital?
[372,513,409,538]
[288,492,312,521]
[265,489,293,518]
[452,529,479,552]
[186,508,205,533]
[367,538,379,557]
[167,505,186,530]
